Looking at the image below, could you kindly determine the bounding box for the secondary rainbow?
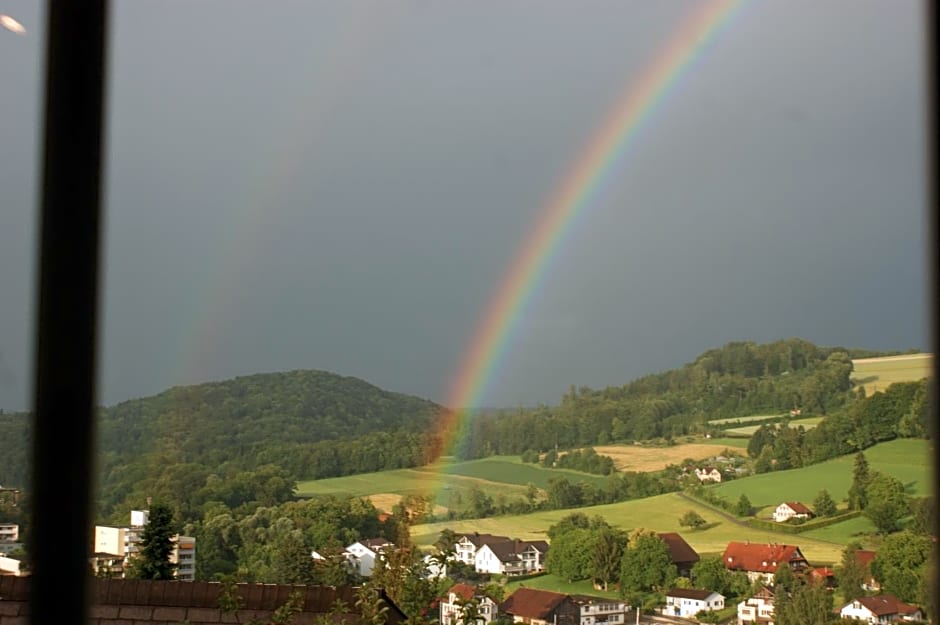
[436,0,746,455]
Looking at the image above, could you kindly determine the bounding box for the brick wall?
[0,577,405,625]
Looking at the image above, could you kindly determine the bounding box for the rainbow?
[436,0,746,456]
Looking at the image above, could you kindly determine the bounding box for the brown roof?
[360,538,394,550]
[483,539,550,563]
[0,578,408,625]
[855,549,876,568]
[448,583,476,601]
[853,594,920,617]
[459,533,511,547]
[500,588,568,620]
[658,533,700,566]
[666,588,721,601]
[783,502,813,515]
[721,542,807,574]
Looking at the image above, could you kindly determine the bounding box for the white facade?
[92,510,196,581]
[439,588,498,625]
[772,503,810,523]
[839,598,923,624]
[474,544,505,575]
[738,594,774,625]
[574,599,628,625]
[0,523,19,542]
[0,555,24,576]
[662,592,725,619]
[345,540,392,577]
[695,468,722,483]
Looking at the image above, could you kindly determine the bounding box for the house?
[808,566,835,589]
[0,523,18,542]
[0,555,25,576]
[346,538,395,577]
[695,467,722,483]
[423,553,448,579]
[772,502,813,523]
[658,532,700,577]
[737,586,775,625]
[474,540,549,576]
[662,588,725,619]
[839,594,923,623]
[721,542,809,583]
[455,533,511,566]
[499,588,628,625]
[855,550,881,592]
[439,583,499,625]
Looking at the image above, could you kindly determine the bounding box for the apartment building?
[93,510,195,581]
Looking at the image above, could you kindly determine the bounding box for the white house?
[473,540,548,576]
[662,588,725,619]
[440,583,499,625]
[568,595,629,625]
[839,594,922,623]
[0,523,19,542]
[772,502,813,523]
[454,533,511,566]
[423,553,448,580]
[0,555,25,576]
[345,538,394,577]
[737,586,775,625]
[694,467,722,483]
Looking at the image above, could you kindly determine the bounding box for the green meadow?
[851,353,932,394]
[410,491,847,564]
[709,439,932,507]
[723,416,823,436]
[295,455,609,499]
[708,415,784,425]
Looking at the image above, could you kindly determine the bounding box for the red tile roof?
[721,542,807,574]
[658,533,700,566]
[853,594,920,617]
[448,583,476,601]
[854,549,876,569]
[499,588,568,620]
[783,502,812,515]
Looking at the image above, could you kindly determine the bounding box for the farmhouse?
[661,588,725,619]
[657,532,700,577]
[694,467,722,483]
[345,538,395,577]
[772,502,813,523]
[737,586,775,625]
[439,583,499,625]
[854,549,882,592]
[721,541,809,583]
[839,594,923,623]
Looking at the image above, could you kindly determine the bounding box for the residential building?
[808,567,835,589]
[737,586,775,625]
[839,594,923,623]
[855,550,881,592]
[657,532,699,577]
[474,540,549,576]
[662,588,725,619]
[346,538,394,577]
[694,467,722,483]
[499,588,627,625]
[440,583,499,625]
[0,556,24,576]
[93,510,196,581]
[454,533,511,566]
[772,502,813,523]
[0,523,18,542]
[721,542,809,583]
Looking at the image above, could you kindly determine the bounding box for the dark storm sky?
[0,0,929,410]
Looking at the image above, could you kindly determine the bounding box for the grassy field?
[504,574,621,598]
[709,439,932,508]
[851,353,932,395]
[410,491,848,564]
[708,415,784,425]
[723,416,823,436]
[592,442,744,472]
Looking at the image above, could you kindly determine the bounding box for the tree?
[735,494,752,517]
[870,531,931,604]
[864,472,908,534]
[837,542,866,602]
[907,496,935,537]
[812,490,837,518]
[773,563,797,595]
[620,530,676,594]
[847,452,870,510]
[690,556,732,595]
[775,582,836,625]
[545,527,594,582]
[679,510,707,530]
[754,445,774,474]
[131,503,177,580]
[591,527,626,590]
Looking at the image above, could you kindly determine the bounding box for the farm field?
[593,442,743,472]
[410,491,847,564]
[723,416,823,436]
[709,439,932,508]
[295,455,608,506]
[851,353,932,395]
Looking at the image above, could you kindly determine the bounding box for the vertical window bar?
[30,1,109,624]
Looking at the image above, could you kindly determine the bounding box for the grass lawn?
[724,417,822,436]
[411,492,847,564]
[442,457,610,489]
[709,439,932,508]
[708,415,784,425]
[851,353,932,395]
[504,574,621,599]
[800,515,878,544]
